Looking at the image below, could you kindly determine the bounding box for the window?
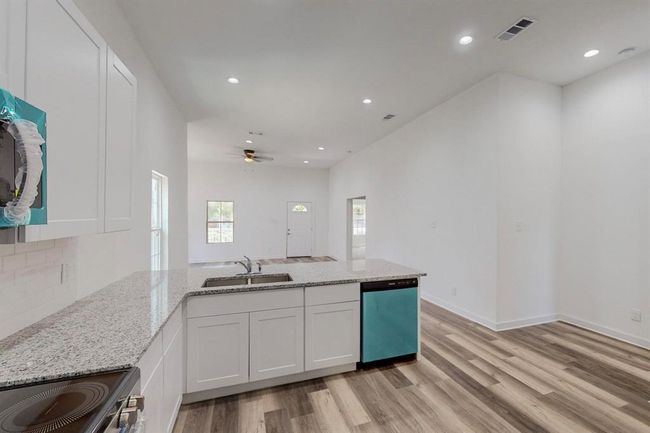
[151,171,168,271]
[291,204,308,212]
[207,201,234,243]
[352,199,366,235]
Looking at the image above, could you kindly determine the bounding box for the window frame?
[151,171,168,271]
[206,200,235,244]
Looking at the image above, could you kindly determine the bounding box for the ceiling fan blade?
[253,155,274,162]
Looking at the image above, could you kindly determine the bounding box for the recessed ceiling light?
[245,139,253,144]
[303,160,310,164]
[362,98,372,104]
[584,49,599,58]
[227,77,240,84]
[318,146,325,151]
[459,35,473,45]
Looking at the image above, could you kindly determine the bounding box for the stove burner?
[0,382,109,433]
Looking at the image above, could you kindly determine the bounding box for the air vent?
[383,114,396,121]
[248,131,264,136]
[496,16,536,41]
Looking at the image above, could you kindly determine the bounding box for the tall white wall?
[558,51,650,347]
[496,75,562,327]
[329,73,562,329]
[331,76,502,325]
[0,0,188,339]
[188,161,329,263]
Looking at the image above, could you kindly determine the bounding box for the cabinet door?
[105,49,136,232]
[0,0,25,95]
[305,302,360,371]
[0,0,9,89]
[250,307,304,381]
[186,313,249,393]
[21,0,107,241]
[141,357,164,433]
[162,325,183,433]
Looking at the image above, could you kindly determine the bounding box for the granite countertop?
[0,259,425,389]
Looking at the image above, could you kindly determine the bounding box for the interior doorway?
[347,197,366,260]
[287,201,313,257]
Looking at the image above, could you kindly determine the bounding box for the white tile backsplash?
[0,239,77,340]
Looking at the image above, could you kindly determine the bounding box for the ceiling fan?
[229,149,274,163]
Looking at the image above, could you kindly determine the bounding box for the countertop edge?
[0,267,426,389]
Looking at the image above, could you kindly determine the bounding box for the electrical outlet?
[431,221,437,229]
[631,309,642,322]
[515,221,523,233]
[451,287,457,296]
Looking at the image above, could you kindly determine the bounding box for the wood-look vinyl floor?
[172,301,650,433]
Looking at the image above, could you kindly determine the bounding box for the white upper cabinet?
[105,50,136,232]
[0,0,24,94]
[20,0,107,241]
[0,1,8,89]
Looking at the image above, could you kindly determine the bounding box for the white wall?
[331,76,502,325]
[188,161,329,263]
[329,73,562,329]
[496,74,562,327]
[0,0,188,339]
[558,51,650,347]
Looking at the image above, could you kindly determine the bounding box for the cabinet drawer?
[186,288,303,318]
[305,283,359,306]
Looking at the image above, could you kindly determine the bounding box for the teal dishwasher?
[360,278,419,364]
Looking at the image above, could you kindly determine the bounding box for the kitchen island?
[0,259,424,433]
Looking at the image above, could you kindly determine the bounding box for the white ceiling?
[119,0,650,168]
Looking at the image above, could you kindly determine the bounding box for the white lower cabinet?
[138,309,183,433]
[183,285,360,398]
[186,313,249,393]
[250,307,304,381]
[305,301,360,370]
[141,357,164,433]
[162,323,183,433]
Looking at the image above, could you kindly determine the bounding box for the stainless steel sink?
[202,273,293,288]
[249,273,293,284]
[202,277,249,287]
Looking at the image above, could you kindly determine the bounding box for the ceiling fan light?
[244,156,254,163]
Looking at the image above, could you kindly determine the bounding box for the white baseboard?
[494,314,558,331]
[420,294,498,330]
[420,295,650,349]
[557,313,650,350]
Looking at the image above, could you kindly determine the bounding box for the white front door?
[287,201,313,257]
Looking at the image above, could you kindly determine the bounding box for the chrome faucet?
[236,256,263,275]
[236,255,253,274]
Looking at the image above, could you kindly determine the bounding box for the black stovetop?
[0,369,137,433]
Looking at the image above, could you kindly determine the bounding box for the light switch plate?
[631,309,642,322]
